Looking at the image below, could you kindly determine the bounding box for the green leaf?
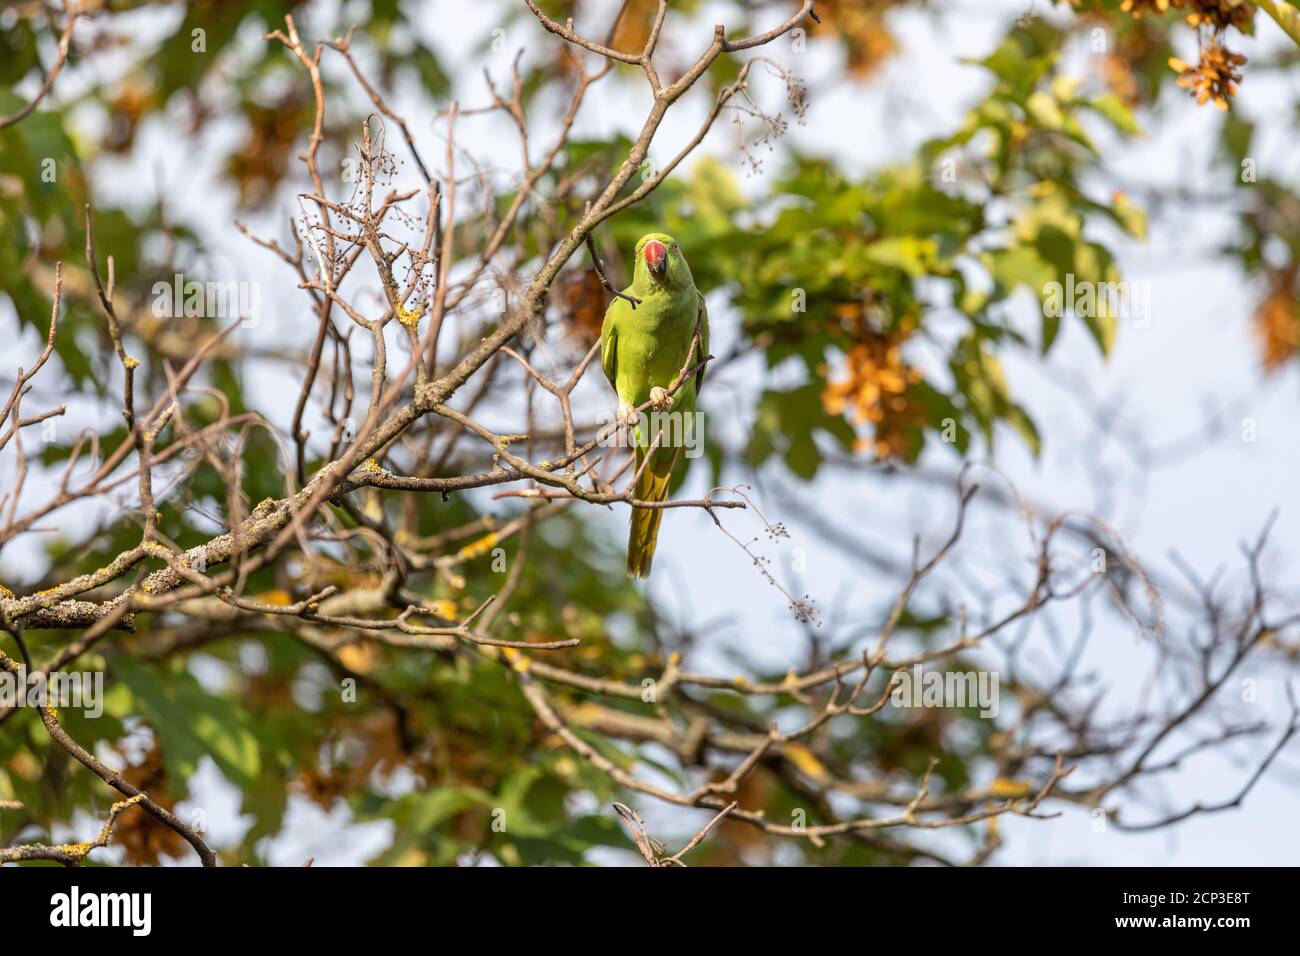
[1006,404,1042,458]
[1259,1,1300,48]
[1085,93,1143,137]
[1042,311,1062,355]
[1083,309,1118,356]
[985,245,1055,295]
[863,235,937,277]
[749,383,855,480]
[111,656,262,787]
[1111,192,1147,241]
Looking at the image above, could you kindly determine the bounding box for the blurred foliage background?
[1,0,1298,866]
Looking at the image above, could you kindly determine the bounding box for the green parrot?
[600,232,709,578]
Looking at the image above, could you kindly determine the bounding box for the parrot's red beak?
[643,239,667,278]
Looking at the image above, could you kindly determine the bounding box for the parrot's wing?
[600,297,624,389]
[694,291,710,394]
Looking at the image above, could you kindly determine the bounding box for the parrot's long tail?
[627,444,678,578]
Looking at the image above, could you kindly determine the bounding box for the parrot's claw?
[615,402,637,427]
[649,386,671,411]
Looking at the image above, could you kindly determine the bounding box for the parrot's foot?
[649,386,671,411]
[615,402,637,427]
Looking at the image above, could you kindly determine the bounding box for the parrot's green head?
[633,232,694,293]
